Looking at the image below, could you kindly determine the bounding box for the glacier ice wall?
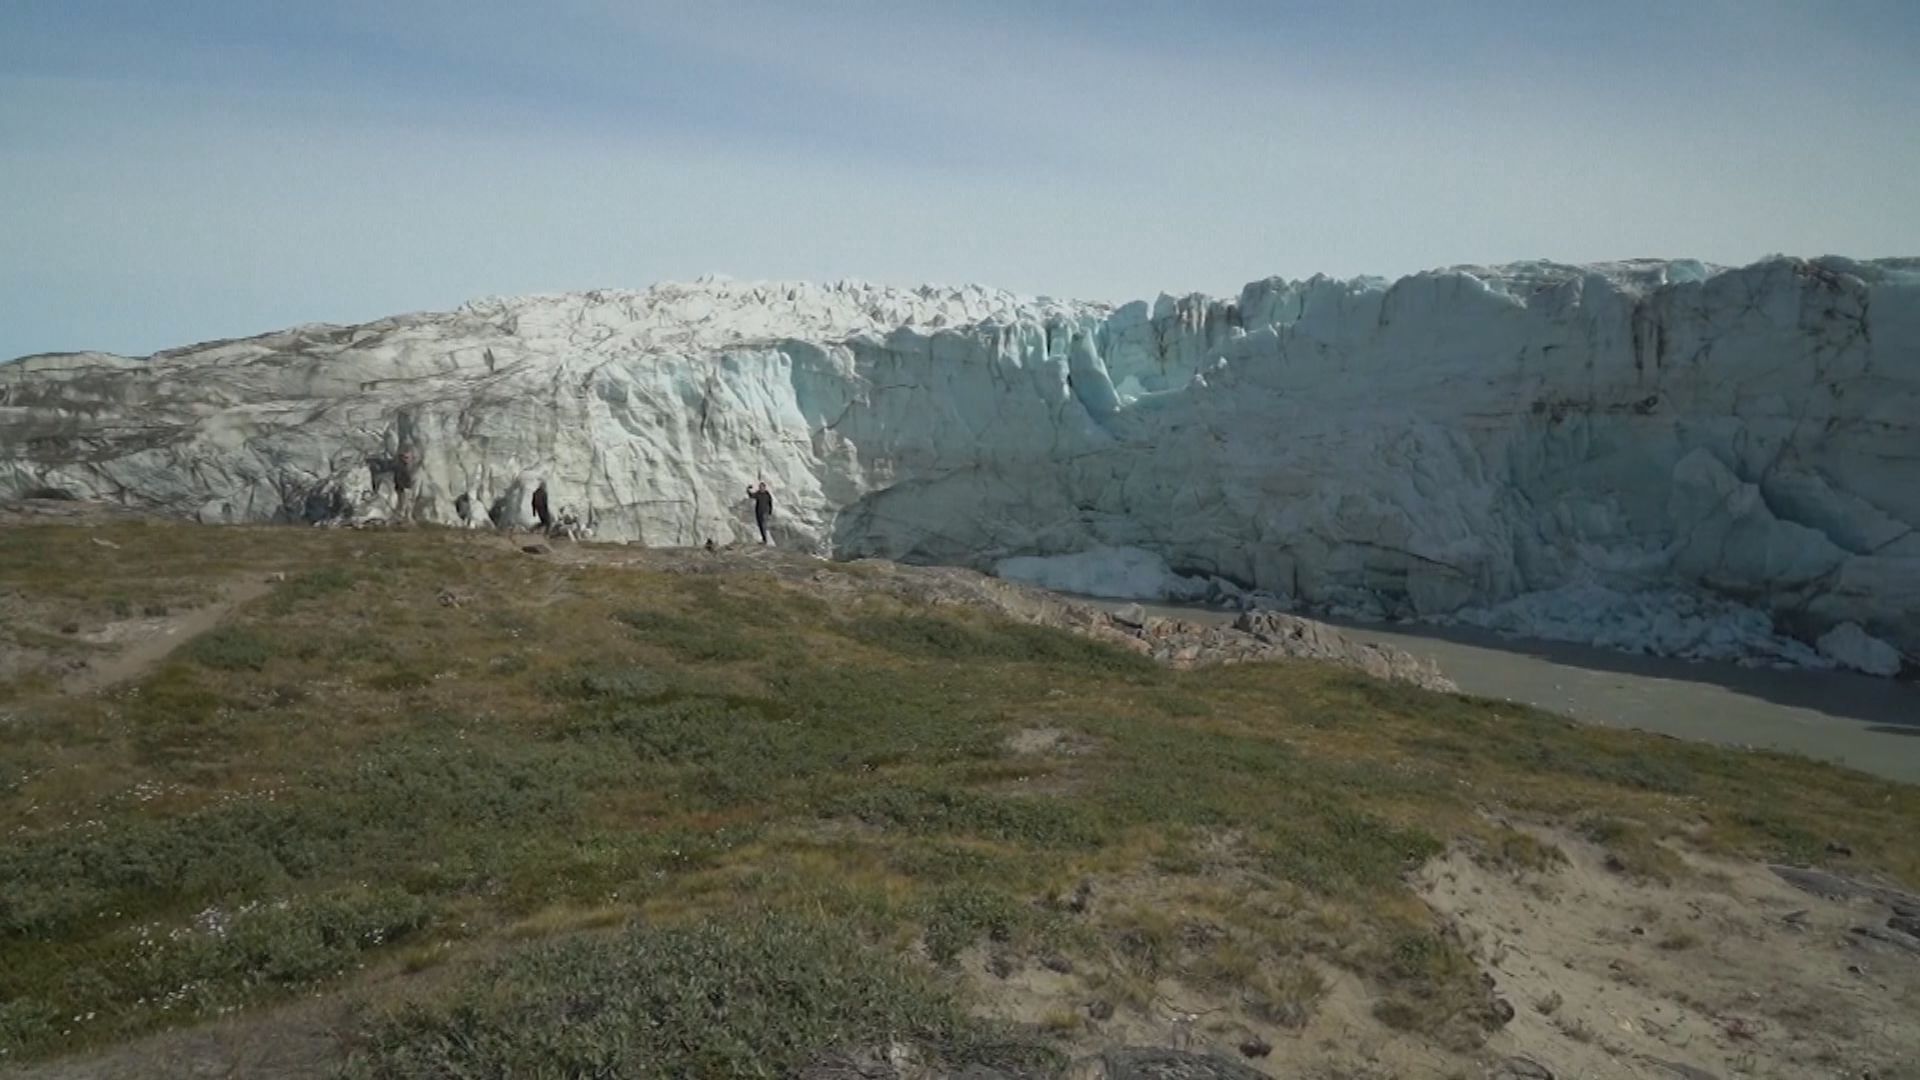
[3,259,1916,669]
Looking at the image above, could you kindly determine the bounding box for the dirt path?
[64,577,275,695]
[1082,600,1920,785]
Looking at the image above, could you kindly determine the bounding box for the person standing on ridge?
[748,481,774,545]
[393,446,419,523]
[531,481,554,536]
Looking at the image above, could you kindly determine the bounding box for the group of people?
[374,445,780,545]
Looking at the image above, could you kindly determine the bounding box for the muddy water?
[1081,599,1920,785]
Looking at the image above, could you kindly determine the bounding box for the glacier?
[2,258,1916,674]
[995,547,1214,604]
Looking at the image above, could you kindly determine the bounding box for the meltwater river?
[1079,599,1920,785]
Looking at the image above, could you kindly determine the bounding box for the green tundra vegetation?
[1,523,1913,1074]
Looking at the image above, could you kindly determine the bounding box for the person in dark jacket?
[748,481,773,545]
[531,481,554,534]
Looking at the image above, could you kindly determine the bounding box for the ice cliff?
[3,259,1916,673]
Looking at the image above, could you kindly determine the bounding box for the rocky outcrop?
[642,546,1457,691]
[3,259,1916,669]
[1074,607,1455,691]
[1230,611,1453,691]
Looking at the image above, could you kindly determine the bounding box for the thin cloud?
[2,1,1916,360]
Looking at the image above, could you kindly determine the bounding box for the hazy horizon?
[5,0,1918,360]
[6,252,1912,364]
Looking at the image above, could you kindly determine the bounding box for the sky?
[3,1,1918,361]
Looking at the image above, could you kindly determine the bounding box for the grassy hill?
[1,520,1915,1077]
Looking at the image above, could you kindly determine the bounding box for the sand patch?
[1421,828,1920,1079]
[1005,726,1098,758]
